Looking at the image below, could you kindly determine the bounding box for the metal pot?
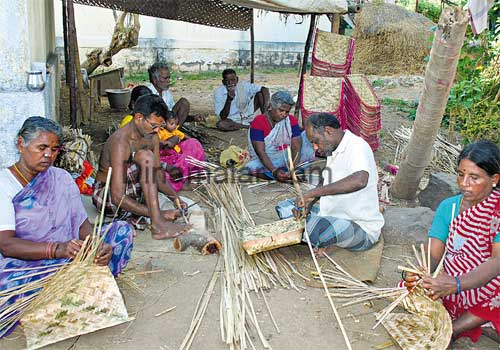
[26,70,45,92]
[105,88,131,110]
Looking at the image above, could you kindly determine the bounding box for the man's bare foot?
[161,209,180,221]
[149,221,192,240]
[313,246,335,259]
[161,209,181,221]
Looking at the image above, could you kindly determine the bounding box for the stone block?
[382,206,435,245]
[419,172,459,210]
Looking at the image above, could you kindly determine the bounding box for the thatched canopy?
[224,0,347,14]
[72,0,253,30]
[72,0,350,31]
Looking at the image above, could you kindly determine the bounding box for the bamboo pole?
[432,248,447,278]
[420,243,427,272]
[294,14,316,117]
[62,0,70,86]
[412,245,424,269]
[66,0,79,128]
[286,148,352,350]
[427,238,432,275]
[250,11,255,84]
[67,0,89,124]
[154,306,176,317]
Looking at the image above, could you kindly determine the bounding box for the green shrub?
[418,0,442,23]
[445,12,500,145]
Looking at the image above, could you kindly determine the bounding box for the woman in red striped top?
[406,140,500,343]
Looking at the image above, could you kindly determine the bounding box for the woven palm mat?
[314,30,351,64]
[303,75,343,112]
[381,292,452,350]
[21,265,131,350]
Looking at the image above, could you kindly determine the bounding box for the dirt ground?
[1,73,498,350]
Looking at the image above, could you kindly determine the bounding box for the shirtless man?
[147,62,203,126]
[93,94,191,239]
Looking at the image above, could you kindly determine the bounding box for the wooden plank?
[331,14,340,34]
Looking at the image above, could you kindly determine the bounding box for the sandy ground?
[1,73,498,350]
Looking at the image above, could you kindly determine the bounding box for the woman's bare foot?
[149,221,192,240]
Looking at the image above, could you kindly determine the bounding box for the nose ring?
[44,153,50,157]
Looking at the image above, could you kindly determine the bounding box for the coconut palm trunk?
[391,7,468,199]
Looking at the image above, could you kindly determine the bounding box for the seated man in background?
[93,94,191,239]
[214,69,270,131]
[147,62,203,126]
[277,112,384,254]
[244,90,314,182]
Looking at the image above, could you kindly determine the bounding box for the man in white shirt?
[277,112,384,255]
[213,69,269,131]
[147,62,203,126]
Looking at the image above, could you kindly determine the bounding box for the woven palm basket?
[21,264,131,350]
[313,30,352,65]
[381,289,452,350]
[302,75,344,112]
[345,74,380,108]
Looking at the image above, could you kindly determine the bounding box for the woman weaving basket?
[0,117,134,337]
[244,91,315,182]
[404,140,500,343]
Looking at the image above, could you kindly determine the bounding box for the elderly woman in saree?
[404,140,500,343]
[0,117,134,337]
[244,91,315,182]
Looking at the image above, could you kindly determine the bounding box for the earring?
[494,183,497,187]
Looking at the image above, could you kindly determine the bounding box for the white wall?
[28,0,55,63]
[0,0,57,169]
[53,2,332,64]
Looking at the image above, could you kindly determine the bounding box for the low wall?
[56,38,306,74]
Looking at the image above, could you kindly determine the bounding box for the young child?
[158,112,206,192]
[157,112,187,153]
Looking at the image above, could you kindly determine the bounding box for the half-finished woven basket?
[241,218,304,255]
[22,264,131,350]
[382,290,452,350]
